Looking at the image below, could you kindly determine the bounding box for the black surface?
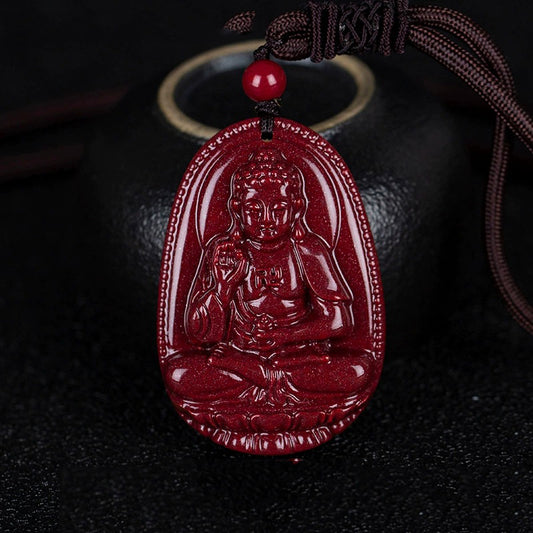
[1,1,533,532]
[2,168,532,532]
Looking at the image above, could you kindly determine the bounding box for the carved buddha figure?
[166,149,371,405]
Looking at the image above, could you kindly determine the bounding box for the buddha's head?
[229,148,307,244]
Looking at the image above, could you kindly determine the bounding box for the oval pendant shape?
[158,118,385,454]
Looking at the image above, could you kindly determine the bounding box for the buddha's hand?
[212,240,248,299]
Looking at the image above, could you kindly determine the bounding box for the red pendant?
[158,117,385,454]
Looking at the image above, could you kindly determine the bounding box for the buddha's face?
[238,180,296,244]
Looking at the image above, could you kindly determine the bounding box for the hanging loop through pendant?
[245,46,285,140]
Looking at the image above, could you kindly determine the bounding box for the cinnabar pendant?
[158,117,385,454]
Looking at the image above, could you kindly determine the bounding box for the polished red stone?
[158,118,385,454]
[242,60,287,102]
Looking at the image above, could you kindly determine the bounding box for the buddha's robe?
[165,233,371,403]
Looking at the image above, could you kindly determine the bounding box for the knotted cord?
[226,1,533,335]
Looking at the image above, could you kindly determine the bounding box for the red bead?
[242,60,287,102]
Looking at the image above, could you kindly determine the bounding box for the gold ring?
[158,40,375,140]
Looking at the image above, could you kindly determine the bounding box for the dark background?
[1,1,532,531]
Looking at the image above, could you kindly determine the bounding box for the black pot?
[81,41,470,353]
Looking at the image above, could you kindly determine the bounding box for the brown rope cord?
[226,1,533,335]
[408,8,533,333]
[407,8,526,332]
[408,24,533,332]
[406,17,533,333]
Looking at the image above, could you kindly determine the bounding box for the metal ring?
[158,40,375,140]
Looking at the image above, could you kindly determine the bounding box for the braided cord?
[226,1,533,334]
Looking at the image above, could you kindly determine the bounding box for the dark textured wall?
[1,0,533,110]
